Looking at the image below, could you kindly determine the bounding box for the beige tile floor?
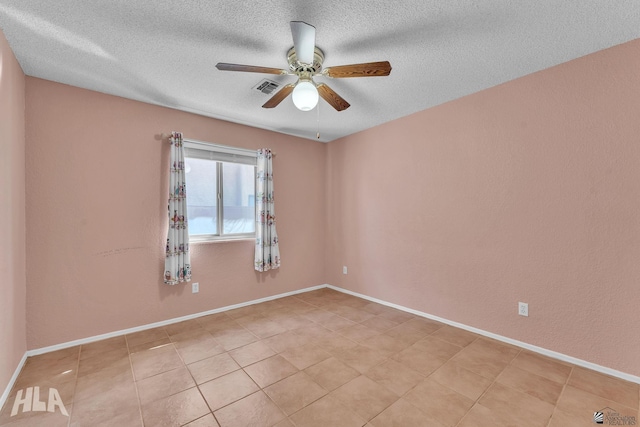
[1,288,638,426]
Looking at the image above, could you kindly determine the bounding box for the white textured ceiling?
[1,1,639,142]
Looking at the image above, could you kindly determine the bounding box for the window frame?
[183,139,257,242]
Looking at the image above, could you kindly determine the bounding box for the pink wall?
[0,31,27,392]
[25,78,326,348]
[326,39,640,376]
[15,35,640,380]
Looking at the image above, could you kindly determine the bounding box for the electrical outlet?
[192,282,199,294]
[518,302,528,317]
[343,266,348,275]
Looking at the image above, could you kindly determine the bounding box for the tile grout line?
[208,300,318,425]
[327,285,640,386]
[130,326,227,425]
[403,320,637,426]
[559,367,639,415]
[319,308,423,424]
[355,316,440,423]
[266,295,390,426]
[259,372,300,426]
[194,314,274,425]
[66,347,82,427]
[280,298,357,426]
[125,333,146,427]
[544,365,573,427]
[452,343,581,426]
[371,324,479,425]
[251,299,330,426]
[452,348,524,427]
[171,320,225,426]
[160,292,635,425]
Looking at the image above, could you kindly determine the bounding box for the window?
[184,140,256,241]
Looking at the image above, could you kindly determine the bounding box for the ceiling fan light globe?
[292,81,319,111]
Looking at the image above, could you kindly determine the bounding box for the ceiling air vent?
[254,79,280,95]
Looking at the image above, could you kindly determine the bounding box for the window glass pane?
[222,162,255,234]
[185,158,217,235]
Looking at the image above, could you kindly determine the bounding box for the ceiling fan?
[216,21,392,112]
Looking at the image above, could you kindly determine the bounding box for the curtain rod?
[160,133,276,156]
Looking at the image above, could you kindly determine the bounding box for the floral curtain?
[255,148,280,271]
[164,132,191,285]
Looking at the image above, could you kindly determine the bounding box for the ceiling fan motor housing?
[288,47,325,75]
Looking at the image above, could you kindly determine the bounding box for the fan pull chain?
[316,101,320,139]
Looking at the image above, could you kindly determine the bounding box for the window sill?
[189,237,255,244]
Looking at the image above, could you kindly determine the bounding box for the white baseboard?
[3,280,637,412]
[0,283,326,410]
[326,284,640,385]
[0,352,27,413]
[27,284,327,357]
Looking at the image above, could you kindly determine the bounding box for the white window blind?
[184,141,256,166]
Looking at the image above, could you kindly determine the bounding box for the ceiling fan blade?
[216,63,288,75]
[324,61,392,78]
[262,84,296,108]
[317,83,350,111]
[290,21,316,64]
